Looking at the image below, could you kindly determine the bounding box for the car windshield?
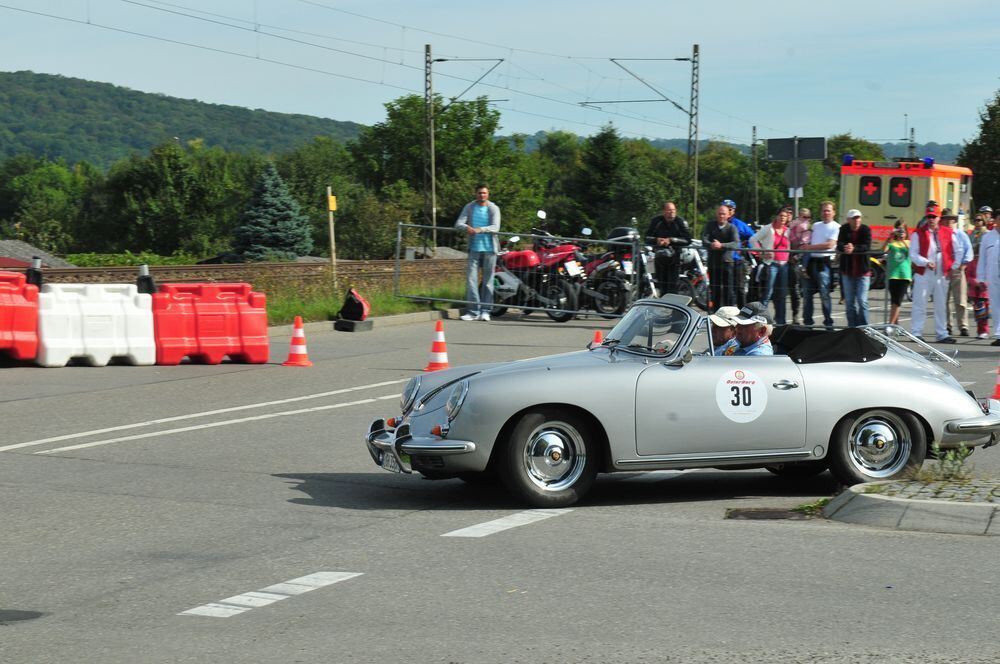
[603,302,691,356]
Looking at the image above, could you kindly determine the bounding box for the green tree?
[573,124,627,236]
[959,90,1000,209]
[232,162,313,261]
[275,136,356,256]
[0,156,94,252]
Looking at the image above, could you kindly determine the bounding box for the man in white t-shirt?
[800,200,839,328]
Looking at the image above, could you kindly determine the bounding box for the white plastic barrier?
[37,284,155,367]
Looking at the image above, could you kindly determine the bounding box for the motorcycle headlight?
[400,376,421,414]
[445,380,469,421]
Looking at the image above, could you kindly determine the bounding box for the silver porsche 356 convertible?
[365,295,1000,507]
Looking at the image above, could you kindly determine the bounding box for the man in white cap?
[709,305,741,355]
[732,301,775,356]
[979,210,1000,346]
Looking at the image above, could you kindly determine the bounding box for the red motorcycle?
[490,234,577,322]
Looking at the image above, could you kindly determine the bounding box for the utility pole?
[908,127,916,159]
[424,44,437,255]
[687,44,700,223]
[326,186,338,291]
[752,126,759,225]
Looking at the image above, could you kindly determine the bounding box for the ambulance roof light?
[922,157,934,168]
[842,154,854,166]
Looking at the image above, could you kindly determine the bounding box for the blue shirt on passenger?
[736,337,774,356]
[470,204,493,253]
[714,338,740,356]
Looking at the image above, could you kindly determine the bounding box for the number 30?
[730,386,752,407]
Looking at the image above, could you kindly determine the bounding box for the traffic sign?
[766,137,827,161]
[784,162,808,188]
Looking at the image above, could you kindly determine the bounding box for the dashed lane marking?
[34,395,397,455]
[441,509,572,538]
[179,571,363,618]
[0,379,408,453]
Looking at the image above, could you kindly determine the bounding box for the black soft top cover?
[771,326,887,364]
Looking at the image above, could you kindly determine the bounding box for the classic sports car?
[365,295,1000,507]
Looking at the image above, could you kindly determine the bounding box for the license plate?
[622,260,633,275]
[380,451,401,473]
[564,260,583,277]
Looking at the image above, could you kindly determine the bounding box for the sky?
[1,0,998,147]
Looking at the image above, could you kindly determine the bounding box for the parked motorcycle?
[677,239,710,310]
[529,214,629,318]
[490,234,578,322]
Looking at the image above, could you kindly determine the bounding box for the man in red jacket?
[909,203,958,343]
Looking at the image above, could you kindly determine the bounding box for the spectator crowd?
[650,197,1000,346]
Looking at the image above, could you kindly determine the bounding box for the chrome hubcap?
[848,411,911,478]
[523,421,586,491]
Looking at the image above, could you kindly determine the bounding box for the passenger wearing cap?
[709,305,741,356]
[732,302,774,356]
[909,203,962,343]
[837,209,873,327]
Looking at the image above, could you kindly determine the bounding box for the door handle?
[772,380,799,390]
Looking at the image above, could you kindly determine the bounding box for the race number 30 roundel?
[715,369,768,423]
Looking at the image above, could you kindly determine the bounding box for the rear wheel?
[500,408,598,507]
[489,305,508,318]
[543,279,578,323]
[828,409,925,485]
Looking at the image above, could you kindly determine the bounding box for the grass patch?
[907,441,975,482]
[791,497,832,515]
[264,277,466,326]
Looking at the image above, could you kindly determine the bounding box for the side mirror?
[536,210,547,220]
[581,228,593,237]
[665,349,693,367]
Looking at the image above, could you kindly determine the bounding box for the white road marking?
[620,470,688,483]
[179,571,362,618]
[0,379,408,453]
[35,395,397,455]
[959,381,976,386]
[442,509,572,538]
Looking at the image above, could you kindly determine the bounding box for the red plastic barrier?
[0,271,39,360]
[152,283,268,365]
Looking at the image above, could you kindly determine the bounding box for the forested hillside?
[0,71,362,167]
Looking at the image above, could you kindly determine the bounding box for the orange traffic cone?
[592,330,604,345]
[424,320,450,372]
[283,316,313,367]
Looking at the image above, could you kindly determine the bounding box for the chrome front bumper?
[944,399,1000,447]
[365,418,477,474]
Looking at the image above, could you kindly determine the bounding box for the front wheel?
[828,409,926,485]
[500,408,599,507]
[543,279,578,323]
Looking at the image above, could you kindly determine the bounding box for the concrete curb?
[823,483,999,536]
[269,308,461,336]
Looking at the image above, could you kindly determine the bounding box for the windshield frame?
[602,300,698,359]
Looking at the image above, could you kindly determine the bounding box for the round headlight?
[400,376,421,414]
[445,380,469,421]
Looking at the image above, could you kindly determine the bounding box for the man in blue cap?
[721,199,755,307]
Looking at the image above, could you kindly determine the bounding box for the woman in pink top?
[750,208,792,324]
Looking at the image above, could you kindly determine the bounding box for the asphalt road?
[1,312,998,663]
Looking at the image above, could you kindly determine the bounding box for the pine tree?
[959,89,1000,209]
[231,162,313,261]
